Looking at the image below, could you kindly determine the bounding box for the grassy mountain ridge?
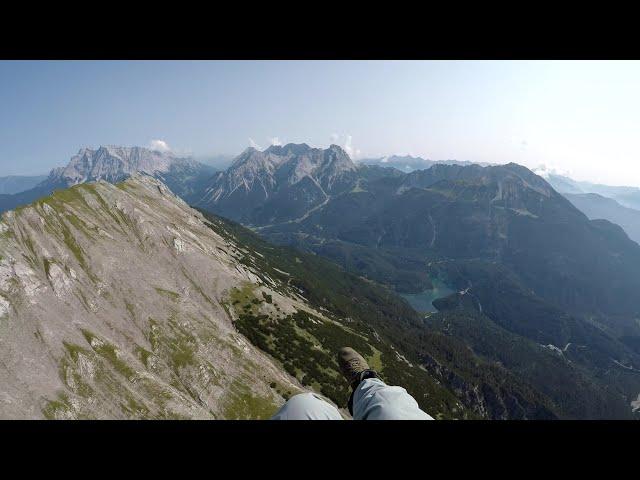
[0,176,316,419]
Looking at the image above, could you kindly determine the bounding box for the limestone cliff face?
[50,146,193,185]
[0,174,329,419]
[0,146,216,214]
[195,144,359,225]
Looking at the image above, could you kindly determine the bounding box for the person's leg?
[338,347,433,420]
[351,377,433,420]
[271,392,344,420]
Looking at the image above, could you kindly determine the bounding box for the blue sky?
[2,60,640,185]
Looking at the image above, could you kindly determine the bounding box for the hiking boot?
[338,347,377,389]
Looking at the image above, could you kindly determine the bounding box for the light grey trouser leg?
[271,392,343,420]
[352,378,433,420]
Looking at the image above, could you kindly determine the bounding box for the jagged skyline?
[3,61,640,186]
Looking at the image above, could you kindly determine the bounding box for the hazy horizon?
[3,60,640,187]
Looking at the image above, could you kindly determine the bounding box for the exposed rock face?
[195,144,359,225]
[49,146,217,203]
[0,174,330,419]
[0,147,216,214]
[50,146,180,185]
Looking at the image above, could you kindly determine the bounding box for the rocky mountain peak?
[51,146,191,186]
[265,143,312,156]
[198,144,359,220]
[325,144,356,165]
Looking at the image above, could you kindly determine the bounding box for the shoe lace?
[345,357,364,375]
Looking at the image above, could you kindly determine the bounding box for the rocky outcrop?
[0,146,216,214]
[195,144,359,225]
[0,174,332,419]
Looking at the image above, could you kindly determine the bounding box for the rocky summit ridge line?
[0,146,216,214]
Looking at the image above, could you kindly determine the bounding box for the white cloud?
[248,137,261,149]
[268,136,282,146]
[533,164,572,179]
[343,135,361,159]
[148,139,171,153]
[329,133,363,159]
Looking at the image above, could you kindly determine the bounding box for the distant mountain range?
[359,155,495,173]
[537,171,640,244]
[195,153,235,170]
[543,172,640,210]
[0,146,216,214]
[564,193,640,245]
[0,175,48,195]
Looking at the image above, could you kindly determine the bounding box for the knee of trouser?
[288,392,321,402]
[281,392,327,411]
[273,392,342,420]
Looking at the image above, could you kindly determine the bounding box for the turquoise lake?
[400,279,455,313]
